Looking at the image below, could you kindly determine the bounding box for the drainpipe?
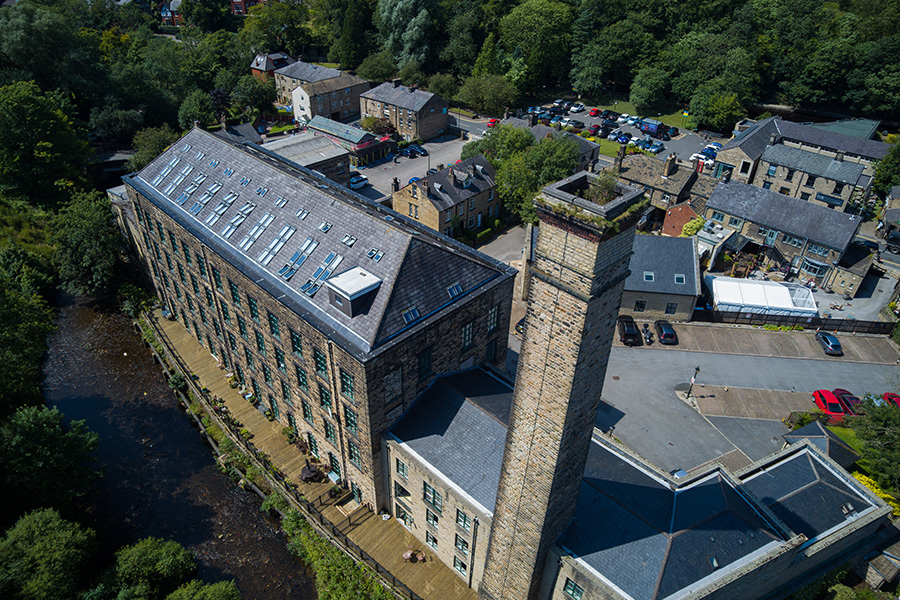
[468,517,479,589]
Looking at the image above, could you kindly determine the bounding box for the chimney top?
[392,78,401,88]
[835,150,845,162]
[663,153,677,177]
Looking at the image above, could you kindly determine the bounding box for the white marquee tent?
[705,276,819,317]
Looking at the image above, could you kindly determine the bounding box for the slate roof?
[761,145,866,186]
[301,72,368,96]
[412,155,496,212]
[706,181,861,252]
[561,437,784,600]
[274,61,341,83]
[619,154,694,196]
[307,116,374,145]
[214,123,263,145]
[722,117,890,161]
[625,235,700,297]
[262,132,348,167]
[362,82,437,112]
[782,421,860,469]
[389,369,512,514]
[251,52,294,72]
[127,128,513,361]
[502,117,600,158]
[742,445,879,545]
[808,118,880,140]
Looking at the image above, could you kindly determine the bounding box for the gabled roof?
[618,154,694,196]
[214,123,262,145]
[706,181,861,251]
[389,369,512,514]
[127,128,513,360]
[262,132,348,167]
[625,235,700,297]
[307,116,375,145]
[362,81,439,112]
[721,117,781,160]
[274,61,340,83]
[761,145,866,186]
[251,52,294,72]
[409,155,496,212]
[782,421,860,469]
[300,72,368,96]
[501,117,600,157]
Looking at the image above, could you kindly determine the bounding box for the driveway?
[355,135,467,200]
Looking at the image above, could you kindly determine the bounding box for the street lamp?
[686,366,700,399]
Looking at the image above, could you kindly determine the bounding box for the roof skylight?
[237,212,274,251]
[401,307,420,324]
[258,225,296,266]
[318,221,332,233]
[205,192,239,226]
[447,283,463,298]
[152,156,180,186]
[341,234,357,247]
[189,182,222,215]
[277,238,318,281]
[221,201,256,238]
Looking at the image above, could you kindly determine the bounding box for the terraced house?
[118,128,515,511]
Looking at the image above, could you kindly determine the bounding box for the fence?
[138,311,424,600]
[693,310,896,335]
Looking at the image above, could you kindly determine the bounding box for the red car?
[486,119,499,127]
[588,124,601,135]
[812,389,845,421]
[589,108,601,117]
[833,388,863,416]
[883,392,900,409]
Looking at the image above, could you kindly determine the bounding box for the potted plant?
[328,485,341,499]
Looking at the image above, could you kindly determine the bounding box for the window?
[805,175,817,187]
[280,380,292,405]
[182,241,191,263]
[423,482,442,512]
[198,256,207,279]
[301,400,313,423]
[296,366,308,391]
[248,296,259,322]
[314,349,328,375]
[408,204,418,219]
[244,347,254,369]
[186,295,193,311]
[674,274,686,285]
[274,348,286,372]
[426,531,438,550]
[800,192,811,201]
[779,187,790,195]
[426,509,439,528]
[348,441,360,467]
[255,331,266,355]
[728,217,743,228]
[165,252,173,271]
[262,364,273,385]
[785,169,795,182]
[267,311,280,337]
[453,557,466,576]
[783,234,803,248]
[213,267,224,291]
[227,332,237,351]
[396,458,408,479]
[487,305,499,332]
[198,305,207,324]
[461,321,474,350]
[290,330,303,357]
[319,384,331,411]
[189,272,197,292]
[665,302,678,314]
[808,243,829,256]
[468,197,475,210]
[767,164,777,177]
[308,433,318,457]
[340,369,354,401]
[711,211,724,222]
[643,271,654,282]
[238,315,248,339]
[269,395,280,419]
[634,300,646,312]
[564,579,584,600]
[739,161,750,175]
[401,307,420,324]
[455,534,469,556]
[345,407,358,435]
[456,509,470,531]
[833,182,845,195]
[324,420,336,442]
[762,181,772,190]
[221,303,231,323]
[329,452,341,477]
[229,281,240,304]
[418,348,432,379]
[235,365,244,385]
[204,288,213,307]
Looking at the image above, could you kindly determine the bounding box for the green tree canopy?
[496,134,577,222]
[179,0,231,32]
[231,75,276,115]
[460,123,534,166]
[165,580,241,600]
[116,538,197,599]
[127,125,182,172]
[874,143,900,199]
[355,50,396,83]
[427,73,458,101]
[499,0,573,90]
[376,0,437,67]
[852,397,900,492]
[0,405,100,515]
[458,74,518,117]
[629,67,670,112]
[241,1,310,57]
[89,102,144,145]
[0,509,97,600]
[439,0,482,76]
[328,0,375,69]
[51,190,121,297]
[178,89,216,130]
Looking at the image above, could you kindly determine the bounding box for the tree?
[241,1,310,57]
[0,405,100,515]
[376,0,437,67]
[524,134,578,191]
[471,33,501,77]
[458,74,518,117]
[496,151,537,222]
[439,0,481,76]
[0,509,97,600]
[0,243,55,300]
[178,89,216,130]
[116,538,197,599]
[127,125,181,172]
[355,50,396,83]
[874,143,900,199]
[700,93,747,132]
[852,397,900,492]
[460,123,534,166]
[330,0,374,69]
[0,81,91,205]
[166,580,241,600]
[496,133,577,222]
[0,279,54,417]
[629,67,670,112]
[499,0,573,90]
[179,0,230,32]
[51,190,121,297]
[428,73,458,101]
[398,61,426,87]
[231,75,276,115]
[89,102,144,144]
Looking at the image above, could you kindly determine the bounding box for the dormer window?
[644,272,655,282]
[401,307,420,324]
[447,283,463,298]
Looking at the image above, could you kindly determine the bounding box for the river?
[43,295,315,600]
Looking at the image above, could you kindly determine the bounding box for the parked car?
[538,111,552,121]
[349,174,368,190]
[833,388,863,415]
[553,98,565,106]
[812,389,845,421]
[426,168,439,176]
[882,392,900,408]
[606,111,621,120]
[707,141,722,149]
[699,148,717,158]
[654,320,678,345]
[560,100,573,110]
[568,120,585,129]
[649,142,665,154]
[815,331,843,356]
[399,147,416,158]
[589,108,601,117]
[559,117,573,127]
[409,144,428,155]
[408,177,420,185]
[665,126,680,137]
[548,106,566,116]
[626,115,641,126]
[486,118,499,128]
[588,124,601,135]
[602,119,619,129]
[607,128,622,140]
[616,133,633,144]
[617,113,630,124]
[690,154,714,167]
[657,131,671,141]
[570,102,585,113]
[617,315,641,346]
[527,106,541,114]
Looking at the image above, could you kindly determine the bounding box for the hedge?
[476,228,493,243]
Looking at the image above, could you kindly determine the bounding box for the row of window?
[710,213,831,259]
[633,300,679,314]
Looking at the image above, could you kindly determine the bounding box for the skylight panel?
[277,238,318,280]
[205,192,239,226]
[192,173,207,184]
[195,151,205,160]
[209,159,219,168]
[447,283,463,298]
[188,182,222,215]
[239,176,252,186]
[296,209,309,220]
[238,212,274,251]
[401,307,420,324]
[182,143,191,152]
[274,197,287,208]
[367,248,378,258]
[373,250,384,262]
[151,156,180,186]
[223,167,234,176]
[256,186,268,196]
[176,182,200,205]
[318,221,332,233]
[164,165,194,195]
[301,252,342,296]
[258,225,296,265]
[341,234,357,247]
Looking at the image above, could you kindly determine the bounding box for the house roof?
[361,81,438,112]
[618,154,694,196]
[251,52,294,72]
[625,235,700,297]
[761,145,866,186]
[722,117,890,162]
[405,155,495,213]
[127,128,513,361]
[389,369,512,514]
[782,421,859,469]
[300,72,368,96]
[307,116,375,145]
[214,123,263,145]
[706,181,861,251]
[501,117,600,158]
[808,118,880,140]
[274,61,341,83]
[262,132,348,167]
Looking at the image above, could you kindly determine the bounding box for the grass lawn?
[827,425,875,474]
[269,123,296,134]
[312,62,340,68]
[595,138,622,158]
[581,96,691,130]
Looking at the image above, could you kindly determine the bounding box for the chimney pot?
[836,150,845,162]
[392,78,401,88]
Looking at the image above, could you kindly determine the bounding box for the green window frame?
[456,509,470,531]
[281,380,293,405]
[204,288,213,306]
[168,231,178,251]
[227,332,237,351]
[156,221,164,239]
[267,311,280,338]
[235,364,244,385]
[186,295,193,311]
[270,395,282,419]
[396,458,408,479]
[290,330,303,357]
[178,264,186,284]
[229,281,240,304]
[348,441,360,467]
[165,252,173,271]
[251,379,261,401]
[487,304,499,332]
[181,241,191,264]
[345,407,358,435]
[215,269,226,292]
[193,322,202,341]
[248,296,259,322]
[455,534,468,556]
[314,349,328,375]
[198,305,207,324]
[244,347,254,369]
[563,579,584,600]
[453,556,466,576]
[319,384,331,410]
[426,531,437,550]
[324,420,336,442]
[212,318,221,338]
[328,452,341,477]
[198,256,207,279]
[238,315,248,339]
[255,331,266,355]
[153,242,161,260]
[262,364,273,385]
[461,321,474,350]
[308,433,318,457]
[221,303,231,323]
[423,482,442,513]
[296,366,309,392]
[162,273,170,289]
[339,369,354,401]
[301,399,313,423]
[190,274,199,294]
[171,281,178,297]
[275,348,286,372]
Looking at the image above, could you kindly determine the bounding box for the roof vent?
[709,556,719,570]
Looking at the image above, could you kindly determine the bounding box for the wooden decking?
[150,310,477,600]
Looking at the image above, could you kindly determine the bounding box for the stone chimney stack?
[664,153,677,177]
[769,133,777,146]
[836,150,845,162]
[392,78,401,88]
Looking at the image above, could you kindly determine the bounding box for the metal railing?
[693,310,896,335]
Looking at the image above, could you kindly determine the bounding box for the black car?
[617,315,641,346]
[602,119,618,129]
[409,144,428,156]
[548,106,567,116]
[600,109,612,119]
[568,120,585,129]
[399,147,416,158]
[654,320,678,345]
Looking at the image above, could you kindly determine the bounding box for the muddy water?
[43,297,315,600]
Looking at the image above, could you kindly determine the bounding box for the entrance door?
[477,213,482,228]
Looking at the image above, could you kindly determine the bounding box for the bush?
[476,228,493,244]
[493,218,502,230]
[168,372,187,392]
[853,473,900,517]
[260,492,289,515]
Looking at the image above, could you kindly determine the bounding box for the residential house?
[704,181,865,293]
[620,234,700,321]
[879,185,900,238]
[390,156,498,236]
[262,132,351,186]
[117,127,515,511]
[250,52,295,82]
[274,62,342,106]
[360,80,448,142]
[307,115,394,166]
[231,0,262,15]
[160,0,182,26]
[501,117,600,172]
[291,72,370,124]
